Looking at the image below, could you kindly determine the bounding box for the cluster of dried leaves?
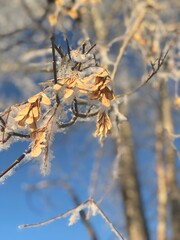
[0,39,114,176]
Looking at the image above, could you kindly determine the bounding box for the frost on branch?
[0,39,115,181]
[19,198,125,240]
[0,35,167,181]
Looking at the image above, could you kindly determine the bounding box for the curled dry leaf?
[30,127,46,157]
[89,72,114,107]
[53,69,113,105]
[28,92,51,106]
[40,92,51,106]
[15,92,50,130]
[53,83,61,91]
[28,92,41,103]
[15,102,40,129]
[95,111,112,140]
[54,74,92,100]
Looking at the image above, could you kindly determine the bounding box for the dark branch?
[0,148,31,179]
[0,132,30,144]
[85,44,96,55]
[57,115,77,128]
[118,50,169,98]
[72,99,99,118]
[54,44,64,58]
[51,35,58,84]
[0,116,6,126]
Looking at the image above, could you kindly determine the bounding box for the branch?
[51,35,58,84]
[19,197,125,240]
[116,50,169,99]
[91,199,125,240]
[111,2,148,81]
[57,115,77,128]
[72,99,99,118]
[25,180,98,240]
[0,132,30,144]
[19,199,90,229]
[0,148,31,180]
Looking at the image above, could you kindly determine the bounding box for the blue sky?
[0,123,122,240]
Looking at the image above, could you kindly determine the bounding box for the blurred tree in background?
[0,0,180,239]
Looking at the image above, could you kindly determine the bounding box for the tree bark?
[159,80,180,240]
[112,105,149,240]
[155,117,168,240]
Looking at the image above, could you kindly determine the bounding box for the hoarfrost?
[0,149,31,184]
[78,66,105,78]
[68,210,80,226]
[70,50,93,63]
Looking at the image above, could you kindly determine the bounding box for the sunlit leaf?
[95,111,112,140]
[31,128,46,157]
[28,93,41,103]
[25,116,34,125]
[64,88,74,99]
[41,92,51,106]
[101,94,111,107]
[32,105,40,119]
[53,84,61,91]
[15,104,31,121]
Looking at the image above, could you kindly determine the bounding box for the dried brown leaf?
[15,103,31,121]
[101,94,111,107]
[28,93,41,103]
[53,84,61,91]
[31,128,46,157]
[95,111,112,140]
[64,88,74,99]
[41,92,51,106]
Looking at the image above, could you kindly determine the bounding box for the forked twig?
[25,180,98,240]
[117,50,169,98]
[19,197,125,240]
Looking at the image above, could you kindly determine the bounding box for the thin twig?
[19,199,90,229]
[0,148,31,179]
[116,50,169,98]
[111,3,148,81]
[25,180,98,240]
[72,100,99,118]
[85,44,96,55]
[91,199,125,240]
[54,45,64,58]
[19,197,125,240]
[57,115,77,128]
[51,35,58,84]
